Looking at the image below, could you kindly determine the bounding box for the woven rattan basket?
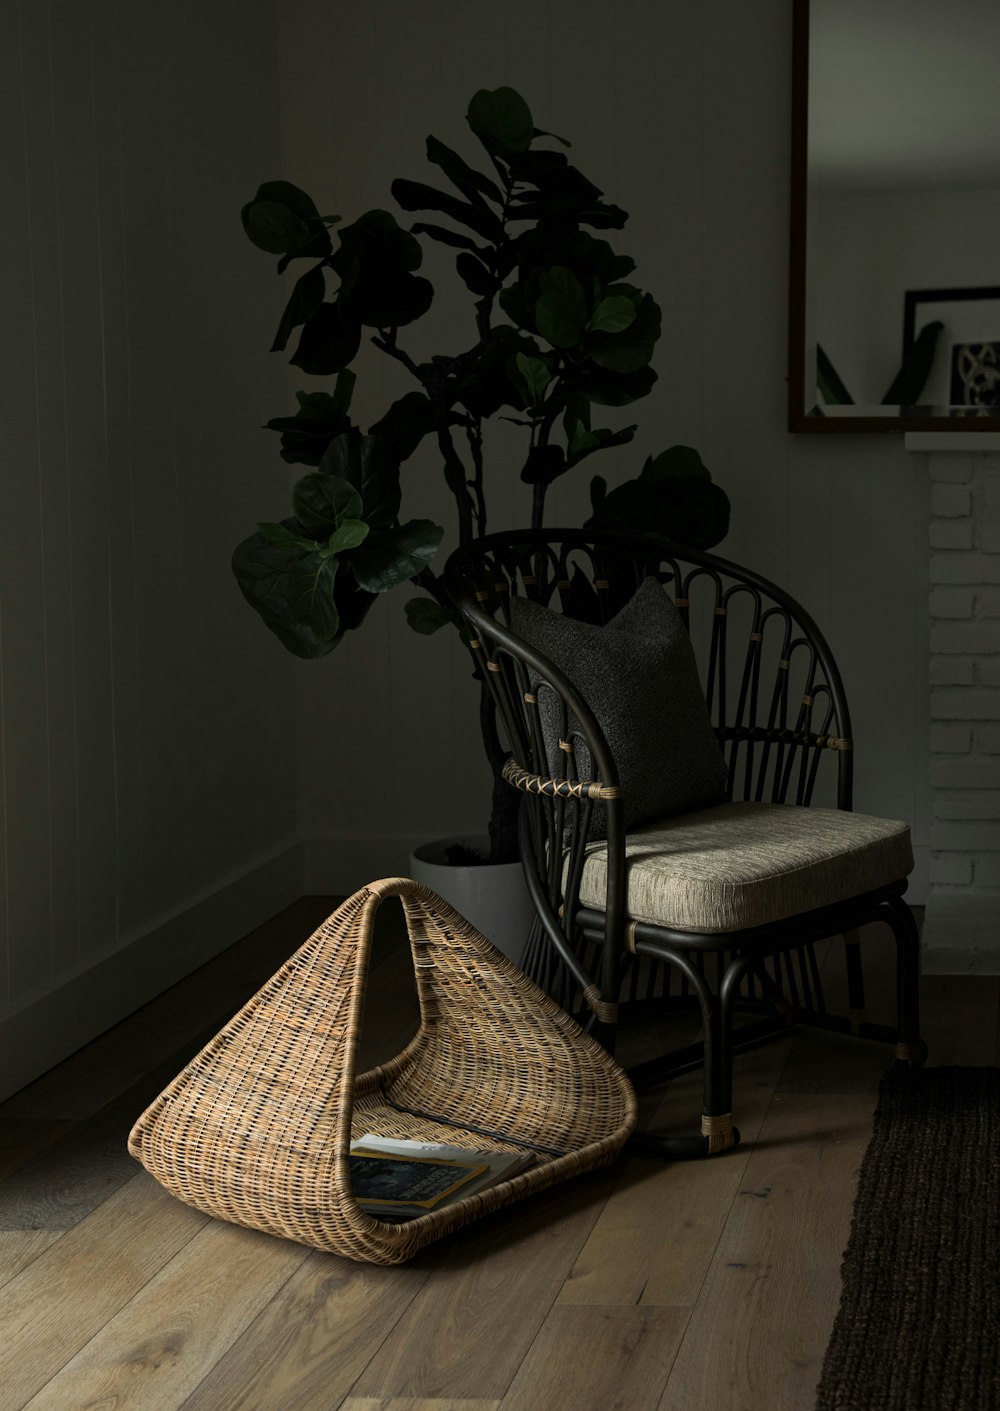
[128,877,637,1264]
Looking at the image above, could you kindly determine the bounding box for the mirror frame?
[788,0,1000,434]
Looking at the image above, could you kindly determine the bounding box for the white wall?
[0,0,942,1099]
[0,0,301,1098]
[277,0,930,899]
[815,187,1000,404]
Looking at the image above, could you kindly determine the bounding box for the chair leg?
[625,948,742,1161]
[843,928,867,1035]
[700,986,740,1155]
[883,897,927,1074]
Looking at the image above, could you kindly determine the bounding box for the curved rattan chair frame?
[444,529,923,1156]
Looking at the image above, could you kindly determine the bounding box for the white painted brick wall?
[929,588,975,618]
[930,554,1000,585]
[928,454,1000,941]
[931,483,972,517]
[929,521,974,550]
[931,723,971,752]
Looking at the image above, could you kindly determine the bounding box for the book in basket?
[349,1133,536,1220]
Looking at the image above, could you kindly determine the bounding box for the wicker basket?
[128,878,637,1265]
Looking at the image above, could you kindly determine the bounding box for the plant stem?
[411,565,450,605]
[464,418,487,536]
[438,422,475,547]
[371,330,423,384]
[529,404,561,530]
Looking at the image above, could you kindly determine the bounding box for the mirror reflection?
[791,0,1000,429]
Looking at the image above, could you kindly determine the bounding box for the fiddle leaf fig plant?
[234,86,730,858]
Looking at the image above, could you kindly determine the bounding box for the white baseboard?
[0,840,305,1104]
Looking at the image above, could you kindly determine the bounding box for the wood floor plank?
[776,1027,895,1096]
[0,895,980,1411]
[499,1305,688,1411]
[920,975,1000,1065]
[178,1254,430,1411]
[0,1174,207,1411]
[656,1091,875,1411]
[560,1037,792,1307]
[0,1231,62,1288]
[351,1171,620,1402]
[0,1098,152,1231]
[0,1035,228,1232]
[21,1221,307,1411]
[342,1401,501,1411]
[0,1119,74,1180]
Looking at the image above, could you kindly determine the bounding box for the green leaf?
[817,345,854,405]
[535,265,588,348]
[514,352,552,406]
[270,264,326,353]
[257,521,317,552]
[425,135,503,207]
[242,183,333,266]
[331,209,435,327]
[882,321,943,406]
[288,551,341,637]
[404,596,457,635]
[586,468,730,550]
[242,198,311,254]
[369,392,438,464]
[265,384,355,466]
[587,295,636,335]
[289,303,361,376]
[292,472,363,537]
[586,292,661,372]
[325,518,370,554]
[331,367,356,419]
[410,222,488,253]
[532,125,571,147]
[391,179,504,244]
[250,181,322,222]
[567,424,637,468]
[455,252,496,296]
[232,527,340,658]
[642,445,710,482]
[566,419,599,459]
[467,87,534,157]
[497,284,535,331]
[571,362,658,406]
[319,429,402,528]
[520,445,565,484]
[350,520,445,592]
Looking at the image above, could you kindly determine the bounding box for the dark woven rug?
[816,1067,1000,1411]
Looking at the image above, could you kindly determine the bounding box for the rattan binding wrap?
[128,878,637,1266]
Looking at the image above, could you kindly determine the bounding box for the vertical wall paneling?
[0,0,301,1094]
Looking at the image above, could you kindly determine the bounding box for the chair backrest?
[443,529,854,1020]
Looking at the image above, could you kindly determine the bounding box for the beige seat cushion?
[575,802,913,934]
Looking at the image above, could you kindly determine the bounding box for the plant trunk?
[480,682,520,864]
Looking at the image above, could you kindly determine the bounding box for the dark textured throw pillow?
[508,576,728,839]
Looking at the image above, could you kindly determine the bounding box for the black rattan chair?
[444,529,925,1158]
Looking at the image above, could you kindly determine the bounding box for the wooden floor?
[0,899,997,1411]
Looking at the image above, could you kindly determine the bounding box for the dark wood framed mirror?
[788,0,1000,433]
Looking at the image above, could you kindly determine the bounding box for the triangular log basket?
[128,878,637,1265]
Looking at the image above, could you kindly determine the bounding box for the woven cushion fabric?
[574,802,914,933]
[508,577,727,840]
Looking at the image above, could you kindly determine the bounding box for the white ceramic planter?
[408,834,534,968]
